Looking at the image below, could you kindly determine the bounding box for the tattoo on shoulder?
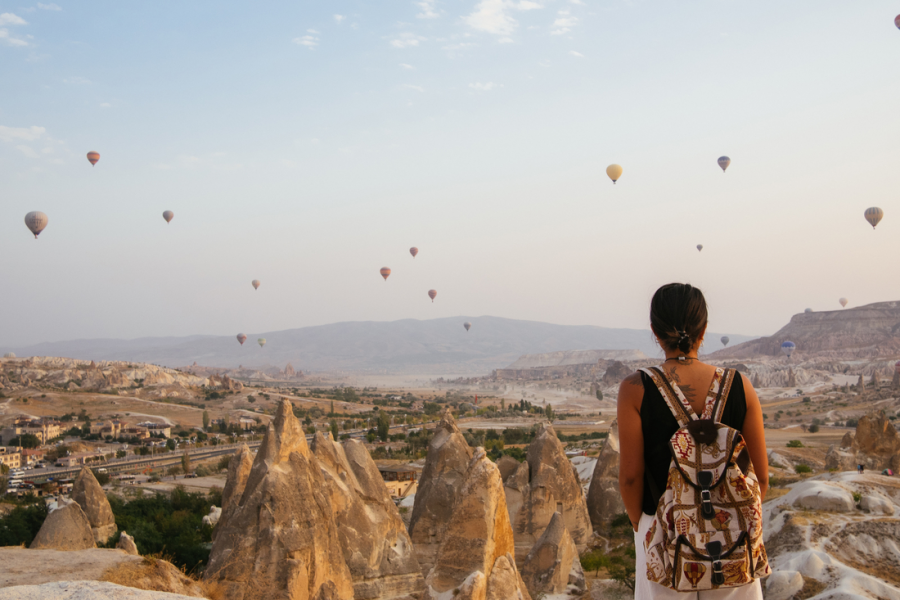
[623,373,643,388]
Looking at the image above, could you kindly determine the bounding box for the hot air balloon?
[380,267,391,281]
[895,14,900,29]
[839,298,848,308]
[162,210,174,223]
[696,244,703,252]
[428,289,437,302]
[252,280,260,290]
[804,308,813,313]
[895,360,900,374]
[410,247,418,258]
[236,333,247,346]
[3,353,16,358]
[606,164,623,184]
[86,151,100,166]
[464,322,471,332]
[781,341,795,358]
[24,211,48,239]
[258,338,266,348]
[721,336,729,347]
[717,156,730,172]
[864,207,883,229]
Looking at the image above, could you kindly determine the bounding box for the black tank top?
[639,369,747,515]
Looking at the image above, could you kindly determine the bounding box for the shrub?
[795,464,812,474]
[0,501,48,547]
[786,440,804,448]
[808,423,820,433]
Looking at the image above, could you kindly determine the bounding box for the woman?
[617,283,768,599]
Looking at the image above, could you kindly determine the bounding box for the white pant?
[634,513,763,600]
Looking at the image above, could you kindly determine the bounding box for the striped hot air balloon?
[410,247,418,258]
[24,211,48,239]
[86,151,100,166]
[380,267,391,281]
[781,341,795,358]
[236,333,247,346]
[428,289,437,302]
[717,156,730,172]
[864,207,883,229]
[162,210,174,223]
[606,164,623,184]
[258,338,266,348]
[682,563,706,588]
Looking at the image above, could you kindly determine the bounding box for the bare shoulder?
[617,372,644,409]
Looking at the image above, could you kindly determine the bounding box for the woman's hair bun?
[650,284,708,354]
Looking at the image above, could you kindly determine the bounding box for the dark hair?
[650,283,708,354]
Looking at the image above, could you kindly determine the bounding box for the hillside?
[3,317,753,376]
[710,301,900,360]
[506,349,649,369]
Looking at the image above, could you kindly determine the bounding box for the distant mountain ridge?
[4,316,755,376]
[506,349,649,369]
[709,301,900,360]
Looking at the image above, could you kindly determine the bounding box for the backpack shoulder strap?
[639,367,694,428]
[710,368,737,423]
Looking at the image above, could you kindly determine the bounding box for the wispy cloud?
[416,0,439,19]
[0,12,29,46]
[569,50,583,57]
[463,0,542,36]
[390,32,425,48]
[99,102,112,108]
[63,76,90,84]
[293,30,319,48]
[400,63,415,70]
[0,125,46,142]
[498,37,514,44]
[551,9,577,35]
[37,3,62,10]
[469,82,499,91]
[403,84,425,92]
[16,145,39,158]
[334,14,345,23]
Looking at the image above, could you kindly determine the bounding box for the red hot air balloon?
[86,151,100,166]
[428,289,437,302]
[410,247,418,258]
[380,267,391,281]
[895,14,900,29]
[236,333,247,346]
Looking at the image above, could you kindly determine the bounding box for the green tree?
[377,411,390,442]
[545,404,554,422]
[580,549,608,576]
[166,439,177,452]
[330,420,339,440]
[330,400,335,417]
[202,411,210,431]
[181,452,192,475]
[500,398,505,411]
[596,389,604,401]
[167,465,182,480]
[9,434,40,449]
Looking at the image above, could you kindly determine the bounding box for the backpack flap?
[673,532,753,590]
[668,424,746,505]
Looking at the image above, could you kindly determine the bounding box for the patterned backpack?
[639,366,770,591]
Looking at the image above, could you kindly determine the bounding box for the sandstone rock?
[859,493,894,515]
[521,512,585,596]
[0,581,199,600]
[423,448,530,600]
[824,444,854,471]
[586,419,625,529]
[791,481,855,512]
[504,423,592,559]
[602,361,630,386]
[204,399,353,600]
[219,445,253,514]
[116,531,139,555]
[72,467,117,544]
[311,432,423,599]
[31,502,95,551]
[858,374,865,392]
[765,570,804,600]
[854,411,900,456]
[409,410,473,574]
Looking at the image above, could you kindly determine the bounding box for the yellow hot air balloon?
[86,151,100,166]
[380,267,391,281]
[428,289,437,302]
[258,338,266,348]
[606,164,623,184]
[252,280,260,290]
[864,207,883,229]
[24,211,48,239]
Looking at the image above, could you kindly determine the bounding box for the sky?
[2,1,900,347]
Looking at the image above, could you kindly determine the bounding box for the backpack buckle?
[698,471,715,519]
[706,541,725,585]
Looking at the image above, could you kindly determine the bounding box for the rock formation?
[408,410,473,574]
[30,501,95,551]
[204,399,353,600]
[587,419,625,529]
[520,512,585,596]
[208,373,243,392]
[858,374,865,392]
[501,423,592,559]
[423,448,531,600]
[72,466,117,543]
[117,531,140,555]
[311,432,423,599]
[829,410,900,472]
[602,361,631,386]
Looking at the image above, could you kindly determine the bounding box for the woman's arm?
[740,375,769,499]
[617,372,645,531]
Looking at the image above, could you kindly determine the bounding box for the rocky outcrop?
[208,373,243,392]
[311,433,423,599]
[30,502,95,551]
[423,448,530,600]
[409,410,473,574]
[602,361,631,386]
[71,467,117,544]
[830,411,900,472]
[502,424,592,559]
[0,581,200,600]
[116,531,139,555]
[204,399,353,600]
[586,419,625,529]
[520,512,585,596]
